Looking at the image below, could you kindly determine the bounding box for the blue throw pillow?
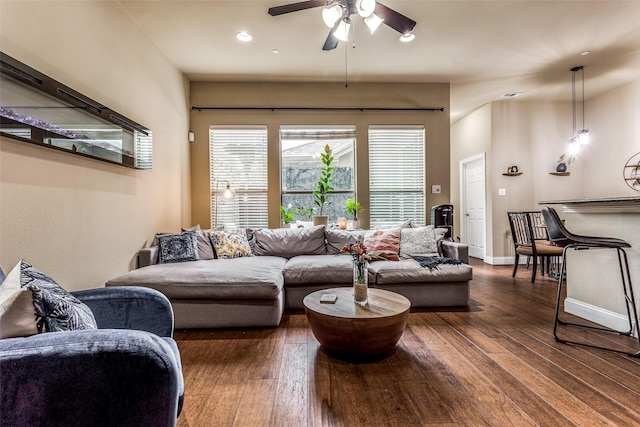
[0,260,97,338]
[157,230,200,264]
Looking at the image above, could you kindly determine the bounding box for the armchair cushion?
[0,260,97,339]
[0,329,182,427]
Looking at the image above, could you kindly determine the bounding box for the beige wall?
[0,1,190,290]
[189,82,451,229]
[452,78,640,263]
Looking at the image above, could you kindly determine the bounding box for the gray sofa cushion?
[106,256,287,300]
[368,259,473,285]
[253,225,326,258]
[325,229,366,255]
[284,255,356,285]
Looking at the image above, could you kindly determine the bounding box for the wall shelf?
[549,172,570,176]
[502,172,523,176]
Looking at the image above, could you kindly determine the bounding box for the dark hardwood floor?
[175,259,640,426]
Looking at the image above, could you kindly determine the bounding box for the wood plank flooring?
[174,259,640,426]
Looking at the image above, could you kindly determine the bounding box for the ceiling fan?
[268,0,417,51]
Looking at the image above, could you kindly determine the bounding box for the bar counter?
[539,196,640,331]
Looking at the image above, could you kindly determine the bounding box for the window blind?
[368,126,425,227]
[210,126,268,229]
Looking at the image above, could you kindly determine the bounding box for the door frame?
[459,153,486,260]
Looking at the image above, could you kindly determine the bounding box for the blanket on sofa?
[412,256,464,271]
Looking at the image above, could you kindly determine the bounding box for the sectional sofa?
[106,225,472,329]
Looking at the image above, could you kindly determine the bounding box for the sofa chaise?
[106,225,472,329]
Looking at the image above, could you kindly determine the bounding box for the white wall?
[452,78,640,260]
[0,1,191,290]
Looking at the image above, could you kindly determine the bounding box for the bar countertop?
[539,196,640,205]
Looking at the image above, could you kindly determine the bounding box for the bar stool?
[541,206,640,357]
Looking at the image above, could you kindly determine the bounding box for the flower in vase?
[341,241,371,262]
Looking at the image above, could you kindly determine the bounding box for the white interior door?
[460,154,486,260]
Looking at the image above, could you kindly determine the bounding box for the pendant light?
[570,66,589,153]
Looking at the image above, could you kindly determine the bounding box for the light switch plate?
[432,185,442,194]
[498,188,506,196]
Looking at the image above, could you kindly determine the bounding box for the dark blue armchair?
[0,266,184,427]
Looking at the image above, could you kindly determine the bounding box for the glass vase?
[353,259,368,306]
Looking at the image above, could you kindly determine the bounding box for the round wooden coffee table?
[303,287,411,360]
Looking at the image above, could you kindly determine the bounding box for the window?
[210,126,268,229]
[368,126,425,228]
[280,126,355,224]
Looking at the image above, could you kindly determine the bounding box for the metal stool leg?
[553,245,640,357]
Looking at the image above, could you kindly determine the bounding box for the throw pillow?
[157,230,200,264]
[0,260,98,339]
[363,228,401,261]
[399,226,439,258]
[210,229,253,259]
[325,228,366,255]
[182,225,216,260]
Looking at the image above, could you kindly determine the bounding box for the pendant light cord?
[572,69,576,137]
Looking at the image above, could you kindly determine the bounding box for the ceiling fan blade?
[268,0,327,16]
[322,29,340,51]
[375,2,416,35]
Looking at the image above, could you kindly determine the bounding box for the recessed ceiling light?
[399,33,415,43]
[272,48,280,54]
[580,50,591,56]
[236,31,252,42]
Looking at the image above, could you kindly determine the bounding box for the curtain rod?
[191,106,445,112]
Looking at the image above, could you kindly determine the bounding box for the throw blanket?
[412,256,463,271]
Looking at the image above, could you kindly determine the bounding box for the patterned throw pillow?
[182,225,215,260]
[210,229,253,259]
[157,230,200,264]
[363,228,401,261]
[399,225,439,258]
[0,260,97,339]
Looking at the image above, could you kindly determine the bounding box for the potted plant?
[556,153,574,173]
[345,198,364,229]
[312,144,335,226]
[280,205,297,228]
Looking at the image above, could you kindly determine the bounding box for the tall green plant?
[313,144,335,216]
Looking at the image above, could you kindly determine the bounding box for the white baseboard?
[483,256,528,265]
[564,297,633,332]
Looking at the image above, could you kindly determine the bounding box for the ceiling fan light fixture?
[333,17,351,42]
[356,0,376,18]
[322,4,343,28]
[399,32,416,43]
[364,13,383,34]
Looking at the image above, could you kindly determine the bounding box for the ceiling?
[118,0,640,122]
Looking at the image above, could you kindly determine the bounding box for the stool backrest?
[541,206,571,246]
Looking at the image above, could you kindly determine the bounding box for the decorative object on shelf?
[345,198,364,228]
[623,152,640,192]
[553,153,574,174]
[313,144,335,226]
[341,241,372,306]
[0,52,152,169]
[503,165,522,176]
